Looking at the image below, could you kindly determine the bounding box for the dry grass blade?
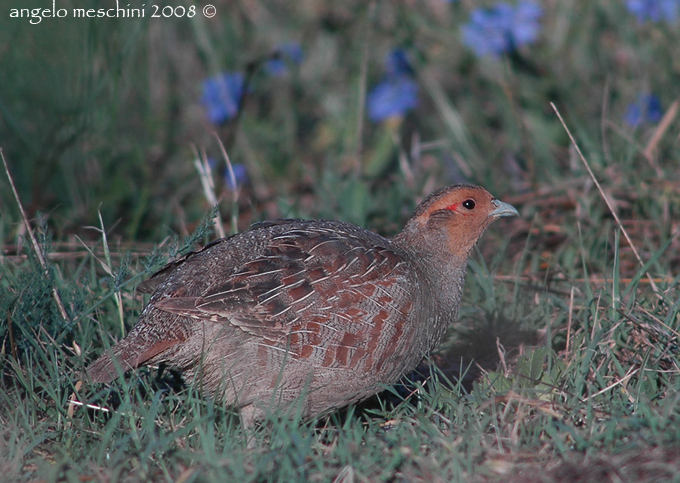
[67,380,84,421]
[1,148,69,322]
[644,99,678,165]
[67,398,112,413]
[333,465,355,483]
[192,145,226,239]
[494,275,674,284]
[550,103,660,294]
[566,286,574,356]
[583,367,638,402]
[635,306,680,341]
[494,391,563,418]
[213,134,242,234]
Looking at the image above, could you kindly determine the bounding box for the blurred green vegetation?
[2,0,680,481]
[1,1,677,239]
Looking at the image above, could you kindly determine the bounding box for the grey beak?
[490,199,519,218]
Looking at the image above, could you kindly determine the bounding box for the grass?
[2,1,680,481]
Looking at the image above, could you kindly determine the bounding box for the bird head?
[397,184,519,260]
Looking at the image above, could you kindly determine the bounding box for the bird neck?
[391,229,469,348]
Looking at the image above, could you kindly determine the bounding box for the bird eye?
[462,199,475,210]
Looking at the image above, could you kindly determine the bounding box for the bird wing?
[152,227,413,344]
[137,219,304,294]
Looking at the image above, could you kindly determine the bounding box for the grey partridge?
[86,184,518,425]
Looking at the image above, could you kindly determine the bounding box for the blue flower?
[385,48,414,77]
[265,41,304,77]
[224,163,248,190]
[367,49,419,123]
[201,72,245,124]
[624,94,663,127]
[462,1,543,57]
[626,0,679,22]
[367,76,418,122]
[208,158,248,189]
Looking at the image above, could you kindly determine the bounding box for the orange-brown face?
[407,185,518,258]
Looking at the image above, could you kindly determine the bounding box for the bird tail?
[86,333,183,383]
